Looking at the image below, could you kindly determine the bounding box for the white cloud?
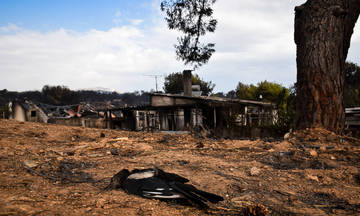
[0,23,21,32]
[194,0,307,89]
[0,24,182,92]
[130,19,144,26]
[347,21,360,63]
[1,0,359,94]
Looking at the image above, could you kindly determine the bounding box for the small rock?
[116,137,129,141]
[56,156,64,161]
[306,174,319,182]
[24,160,39,168]
[319,146,327,152]
[330,155,336,160]
[250,167,261,176]
[309,149,318,157]
[89,154,102,158]
[96,198,106,208]
[110,148,119,155]
[57,189,69,195]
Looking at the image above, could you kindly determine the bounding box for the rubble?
[23,160,39,168]
[0,119,360,215]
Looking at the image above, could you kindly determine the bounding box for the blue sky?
[0,0,359,93]
[0,0,153,32]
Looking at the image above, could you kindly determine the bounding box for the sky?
[0,0,359,93]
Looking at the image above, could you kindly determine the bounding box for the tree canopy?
[41,85,79,105]
[235,81,289,107]
[235,81,295,133]
[161,0,217,69]
[163,72,215,96]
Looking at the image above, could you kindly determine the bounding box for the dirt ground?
[0,119,360,215]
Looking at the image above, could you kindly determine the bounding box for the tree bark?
[294,0,360,134]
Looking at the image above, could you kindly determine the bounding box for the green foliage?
[211,92,225,98]
[1,87,150,107]
[41,85,79,105]
[161,0,217,69]
[274,85,296,133]
[257,81,289,108]
[236,81,295,133]
[163,72,215,96]
[236,81,289,106]
[344,62,360,107]
[163,73,183,94]
[235,82,256,100]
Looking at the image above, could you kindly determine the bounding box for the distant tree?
[19,91,42,102]
[211,92,225,98]
[344,61,360,107]
[0,89,42,105]
[41,85,79,105]
[235,82,256,100]
[235,81,294,133]
[163,72,215,96]
[163,72,184,94]
[235,81,289,106]
[256,81,289,108]
[275,85,296,134]
[1,87,151,108]
[226,90,237,99]
[161,0,217,69]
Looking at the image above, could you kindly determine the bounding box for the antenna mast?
[143,74,163,92]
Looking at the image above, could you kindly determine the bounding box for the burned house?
[345,107,360,137]
[345,107,360,128]
[9,100,108,128]
[9,100,49,123]
[8,71,278,137]
[106,71,277,137]
[105,93,276,137]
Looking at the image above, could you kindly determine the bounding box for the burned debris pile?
[0,119,360,215]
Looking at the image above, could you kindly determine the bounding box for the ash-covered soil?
[0,119,360,215]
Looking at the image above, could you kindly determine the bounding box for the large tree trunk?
[294,0,360,134]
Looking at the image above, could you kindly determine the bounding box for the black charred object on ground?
[104,167,224,208]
